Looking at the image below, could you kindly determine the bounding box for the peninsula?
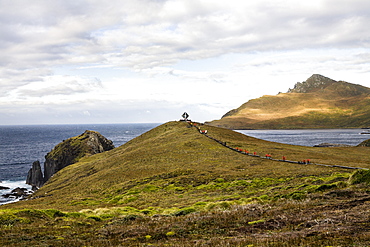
[207,74,370,129]
[1,121,369,246]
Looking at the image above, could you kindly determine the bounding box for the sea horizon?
[0,123,162,205]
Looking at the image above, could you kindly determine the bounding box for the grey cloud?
[2,0,370,74]
[16,77,103,97]
[0,97,217,125]
[1,0,370,125]
[18,83,88,97]
[114,1,370,69]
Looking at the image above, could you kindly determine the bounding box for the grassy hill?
[1,121,369,246]
[207,74,370,129]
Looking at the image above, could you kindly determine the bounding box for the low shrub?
[349,169,370,185]
[172,207,196,216]
[87,215,102,221]
[42,209,66,218]
[15,209,49,219]
[315,183,338,192]
[0,214,24,226]
[284,191,306,200]
[248,219,265,225]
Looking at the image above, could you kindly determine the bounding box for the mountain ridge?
[287,74,337,93]
[207,74,370,129]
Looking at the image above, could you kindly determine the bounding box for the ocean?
[0,123,160,205]
[1,124,369,205]
[235,128,370,147]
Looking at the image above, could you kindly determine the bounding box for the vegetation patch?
[357,138,370,147]
[1,121,370,246]
[350,169,370,185]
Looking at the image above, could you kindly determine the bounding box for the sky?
[1,0,370,125]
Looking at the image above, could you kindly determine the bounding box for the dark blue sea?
[0,123,160,205]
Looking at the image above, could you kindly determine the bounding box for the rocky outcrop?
[26,130,115,189]
[2,187,32,199]
[26,161,44,190]
[357,139,370,147]
[43,130,115,182]
[287,74,337,93]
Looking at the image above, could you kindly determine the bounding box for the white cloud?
[4,75,102,103]
[0,0,369,124]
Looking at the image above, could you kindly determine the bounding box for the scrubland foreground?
[1,121,369,246]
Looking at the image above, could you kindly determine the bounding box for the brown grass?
[208,81,370,129]
[1,121,369,246]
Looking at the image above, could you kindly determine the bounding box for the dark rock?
[43,130,115,183]
[25,130,114,189]
[2,187,31,199]
[287,74,336,93]
[26,160,44,189]
[11,187,27,196]
[0,186,10,190]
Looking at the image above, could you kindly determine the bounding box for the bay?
[235,129,370,147]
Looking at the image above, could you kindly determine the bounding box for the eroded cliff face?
[27,130,115,190]
[287,74,337,93]
[26,161,44,190]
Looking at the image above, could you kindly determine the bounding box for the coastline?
[0,180,32,205]
[235,128,369,147]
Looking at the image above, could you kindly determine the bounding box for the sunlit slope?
[208,75,370,129]
[4,121,370,211]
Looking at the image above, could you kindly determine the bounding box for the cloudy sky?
[1,0,369,125]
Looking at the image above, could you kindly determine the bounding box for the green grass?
[1,121,369,246]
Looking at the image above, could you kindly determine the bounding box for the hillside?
[358,138,370,147]
[207,74,370,129]
[1,121,370,246]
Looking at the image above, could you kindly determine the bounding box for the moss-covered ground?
[1,121,369,246]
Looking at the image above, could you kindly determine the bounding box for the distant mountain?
[207,74,370,129]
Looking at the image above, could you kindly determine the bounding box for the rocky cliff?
[26,130,114,189]
[26,161,44,190]
[287,74,337,93]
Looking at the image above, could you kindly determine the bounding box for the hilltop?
[1,121,369,246]
[207,74,370,129]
